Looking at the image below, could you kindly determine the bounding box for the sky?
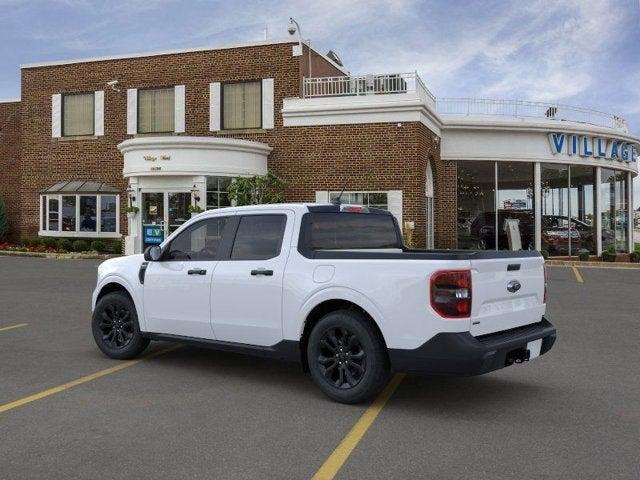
[1,0,639,200]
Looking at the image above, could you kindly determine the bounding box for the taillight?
[430,270,472,318]
[543,266,548,304]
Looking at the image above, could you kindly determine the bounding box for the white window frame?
[221,80,263,130]
[39,193,121,238]
[327,191,390,209]
[61,92,96,137]
[205,176,232,210]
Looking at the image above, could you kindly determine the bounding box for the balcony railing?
[436,97,628,132]
[302,72,436,106]
[301,74,628,132]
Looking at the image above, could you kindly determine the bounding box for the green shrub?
[107,241,122,255]
[540,249,549,259]
[577,249,590,261]
[58,238,73,251]
[42,237,58,249]
[30,237,42,246]
[90,240,106,252]
[21,238,31,247]
[630,251,640,263]
[72,240,89,252]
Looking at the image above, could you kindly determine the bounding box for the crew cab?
[91,203,556,403]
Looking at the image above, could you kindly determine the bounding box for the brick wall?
[418,123,457,248]
[16,41,453,249]
[19,42,304,238]
[0,101,21,240]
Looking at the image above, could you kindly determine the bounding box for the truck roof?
[194,203,393,217]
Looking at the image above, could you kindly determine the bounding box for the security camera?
[106,80,120,92]
[287,18,297,35]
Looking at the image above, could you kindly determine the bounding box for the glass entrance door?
[142,192,166,249]
[168,192,191,235]
[141,192,192,250]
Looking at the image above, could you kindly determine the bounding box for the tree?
[227,172,287,206]
[0,197,9,241]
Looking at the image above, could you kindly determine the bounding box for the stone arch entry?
[425,160,435,249]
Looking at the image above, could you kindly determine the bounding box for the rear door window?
[231,215,287,260]
[308,213,400,250]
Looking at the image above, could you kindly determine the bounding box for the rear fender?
[298,286,388,341]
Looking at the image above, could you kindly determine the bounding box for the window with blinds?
[63,93,94,136]
[138,88,175,133]
[222,81,261,130]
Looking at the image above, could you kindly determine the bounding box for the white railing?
[303,72,436,106]
[436,98,628,132]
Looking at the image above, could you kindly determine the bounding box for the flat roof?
[20,38,348,74]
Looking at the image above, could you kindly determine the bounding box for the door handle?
[187,269,207,275]
[251,269,274,276]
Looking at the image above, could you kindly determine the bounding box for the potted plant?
[187,205,204,217]
[602,245,617,262]
[577,249,590,261]
[126,206,139,219]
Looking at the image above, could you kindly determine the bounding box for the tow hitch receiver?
[505,347,530,366]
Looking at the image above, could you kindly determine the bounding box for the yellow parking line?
[0,323,28,333]
[0,344,182,415]
[571,266,584,283]
[312,373,406,480]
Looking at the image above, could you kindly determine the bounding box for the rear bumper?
[389,317,556,376]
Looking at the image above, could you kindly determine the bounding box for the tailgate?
[470,255,545,336]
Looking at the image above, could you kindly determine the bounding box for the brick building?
[1,38,638,256]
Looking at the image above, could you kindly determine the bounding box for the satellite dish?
[326,50,343,67]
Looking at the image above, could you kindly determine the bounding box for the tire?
[92,291,150,360]
[307,310,390,404]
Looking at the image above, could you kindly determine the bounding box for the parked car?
[92,203,556,403]
[470,210,535,250]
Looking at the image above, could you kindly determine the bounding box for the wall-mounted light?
[126,185,136,203]
[191,185,201,203]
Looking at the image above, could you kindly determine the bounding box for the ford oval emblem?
[507,280,521,293]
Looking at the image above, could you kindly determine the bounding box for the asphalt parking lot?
[1,257,639,480]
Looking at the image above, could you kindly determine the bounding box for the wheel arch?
[299,296,388,371]
[94,276,147,331]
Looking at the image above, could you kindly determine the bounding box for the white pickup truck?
[92,203,556,403]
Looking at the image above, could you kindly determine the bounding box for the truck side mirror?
[144,245,163,262]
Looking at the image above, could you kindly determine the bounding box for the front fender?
[297,286,388,341]
[93,275,147,332]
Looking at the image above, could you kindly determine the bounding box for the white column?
[125,177,139,256]
[194,176,207,212]
[534,162,541,252]
[628,171,633,253]
[595,167,602,256]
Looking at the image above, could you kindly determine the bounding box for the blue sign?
[143,225,164,245]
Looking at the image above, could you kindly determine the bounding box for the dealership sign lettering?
[548,133,638,163]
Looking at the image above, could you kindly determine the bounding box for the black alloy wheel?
[317,326,366,389]
[92,291,150,360]
[98,301,135,349]
[307,310,389,404]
